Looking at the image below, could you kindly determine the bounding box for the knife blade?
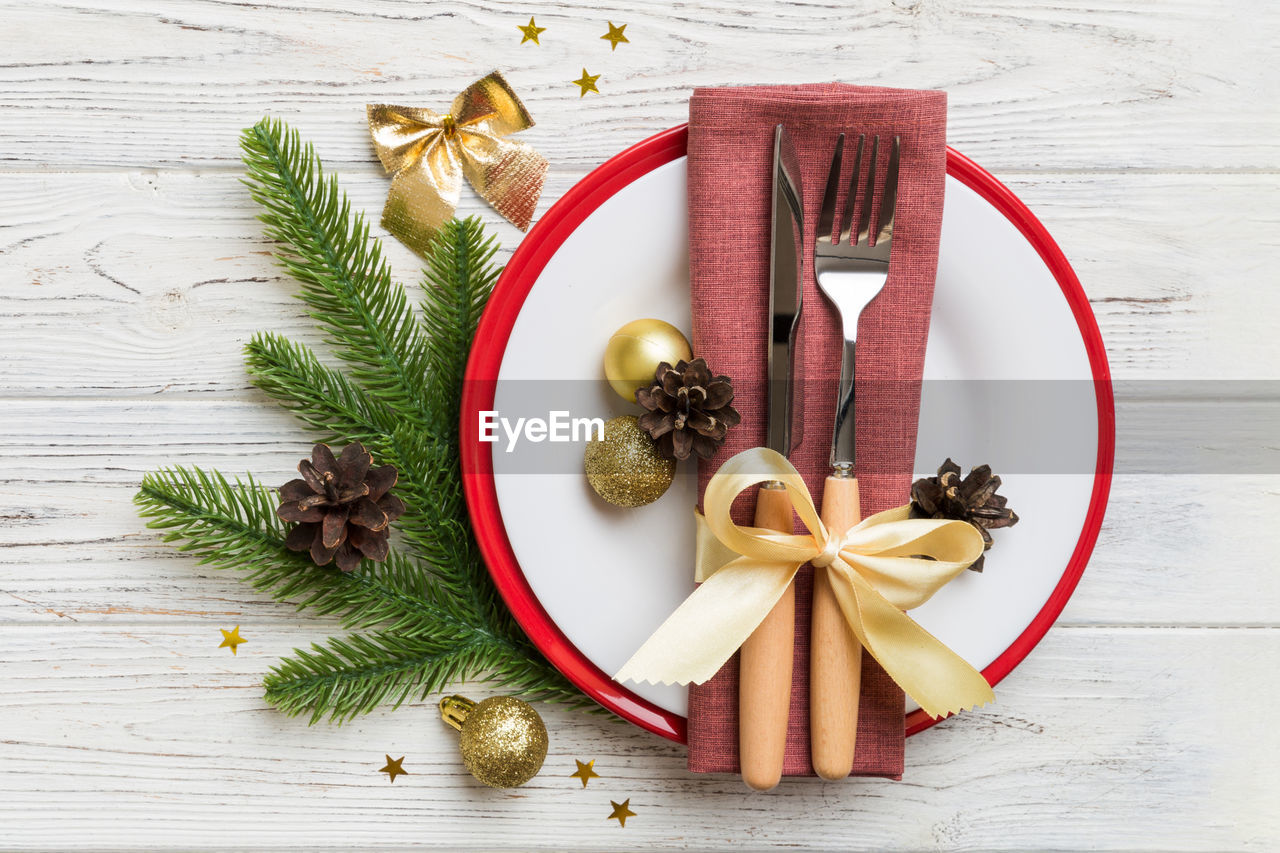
[739,124,805,791]
[765,125,804,457]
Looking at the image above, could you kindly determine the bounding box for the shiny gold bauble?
[602,318,693,402]
[584,415,677,508]
[439,695,548,789]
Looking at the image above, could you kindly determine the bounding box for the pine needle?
[135,118,597,723]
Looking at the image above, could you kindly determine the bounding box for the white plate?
[463,128,1113,740]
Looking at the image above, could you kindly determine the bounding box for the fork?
[809,133,900,780]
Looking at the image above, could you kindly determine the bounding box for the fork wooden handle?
[739,483,795,791]
[810,475,863,780]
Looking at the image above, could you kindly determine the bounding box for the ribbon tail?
[829,564,995,719]
[381,140,462,256]
[455,133,548,231]
[615,559,801,686]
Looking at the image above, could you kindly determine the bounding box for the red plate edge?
[460,125,1115,744]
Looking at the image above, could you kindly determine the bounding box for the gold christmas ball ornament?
[584,415,677,507]
[439,695,548,789]
[603,319,693,402]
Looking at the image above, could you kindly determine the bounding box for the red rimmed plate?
[461,125,1113,743]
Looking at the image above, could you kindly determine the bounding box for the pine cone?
[909,458,1019,572]
[277,442,406,572]
[636,358,741,461]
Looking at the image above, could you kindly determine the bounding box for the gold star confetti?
[379,755,409,783]
[218,626,246,655]
[517,16,546,45]
[601,21,628,50]
[607,798,636,828]
[570,759,600,788]
[572,68,600,97]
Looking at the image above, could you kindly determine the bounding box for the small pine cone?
[635,358,741,461]
[277,442,406,572]
[909,458,1019,572]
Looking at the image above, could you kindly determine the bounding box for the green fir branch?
[263,627,588,725]
[245,332,401,443]
[135,118,597,724]
[419,214,501,437]
[241,338,487,599]
[137,464,587,722]
[136,467,464,636]
[240,118,434,433]
[243,333,460,570]
[264,630,477,724]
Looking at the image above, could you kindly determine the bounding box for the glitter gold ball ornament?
[603,319,693,402]
[584,415,677,507]
[439,695,548,788]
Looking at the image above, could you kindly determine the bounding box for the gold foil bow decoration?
[367,71,548,255]
[615,447,995,719]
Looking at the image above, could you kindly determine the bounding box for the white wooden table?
[3,1,1277,850]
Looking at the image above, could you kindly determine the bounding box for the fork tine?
[855,136,879,247]
[875,136,901,246]
[838,135,866,246]
[817,134,844,244]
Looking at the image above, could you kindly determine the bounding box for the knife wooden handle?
[810,475,863,781]
[739,483,795,791]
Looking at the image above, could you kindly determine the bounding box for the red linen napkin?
[686,84,948,778]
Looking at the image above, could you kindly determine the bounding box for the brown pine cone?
[277,442,405,572]
[909,458,1019,572]
[636,358,741,461]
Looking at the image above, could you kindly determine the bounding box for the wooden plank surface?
[2,398,1277,625]
[0,1,1277,171]
[0,625,1276,851]
[2,0,1277,850]
[4,171,1278,393]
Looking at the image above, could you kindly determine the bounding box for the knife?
[739,125,804,791]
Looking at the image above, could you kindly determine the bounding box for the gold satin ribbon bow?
[367,71,548,255]
[615,447,996,719]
